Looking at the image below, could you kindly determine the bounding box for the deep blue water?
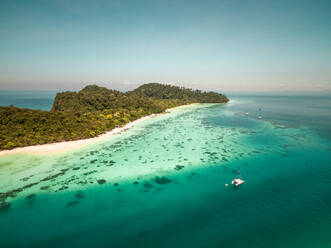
[228,94,331,139]
[0,94,331,248]
[0,90,57,110]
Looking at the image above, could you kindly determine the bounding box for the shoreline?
[0,103,197,157]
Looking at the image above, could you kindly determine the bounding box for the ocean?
[0,93,331,248]
[0,90,57,110]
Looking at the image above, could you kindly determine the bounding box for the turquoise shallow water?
[0,95,331,248]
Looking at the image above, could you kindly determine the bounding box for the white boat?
[245,112,249,115]
[258,115,262,119]
[232,178,245,186]
[231,168,245,187]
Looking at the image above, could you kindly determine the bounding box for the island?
[0,83,228,151]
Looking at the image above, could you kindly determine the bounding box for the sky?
[0,0,330,93]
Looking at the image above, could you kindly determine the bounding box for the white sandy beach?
[0,104,196,156]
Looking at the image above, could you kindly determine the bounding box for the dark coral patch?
[20,177,30,182]
[89,151,98,155]
[66,200,79,208]
[83,170,97,176]
[154,176,172,185]
[59,186,69,191]
[97,179,106,185]
[0,201,10,212]
[26,194,36,205]
[26,194,35,200]
[107,160,116,167]
[76,181,87,185]
[175,165,185,171]
[75,191,85,199]
[41,171,66,182]
[143,182,154,189]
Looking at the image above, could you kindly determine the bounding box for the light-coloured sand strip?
[0,103,197,156]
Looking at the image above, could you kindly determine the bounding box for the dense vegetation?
[0,83,228,150]
[130,83,229,103]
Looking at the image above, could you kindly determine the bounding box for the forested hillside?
[0,83,228,150]
[130,83,229,103]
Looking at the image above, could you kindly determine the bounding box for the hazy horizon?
[1,82,331,97]
[1,0,330,93]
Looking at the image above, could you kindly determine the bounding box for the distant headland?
[0,83,228,151]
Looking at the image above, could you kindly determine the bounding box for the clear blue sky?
[0,0,330,92]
